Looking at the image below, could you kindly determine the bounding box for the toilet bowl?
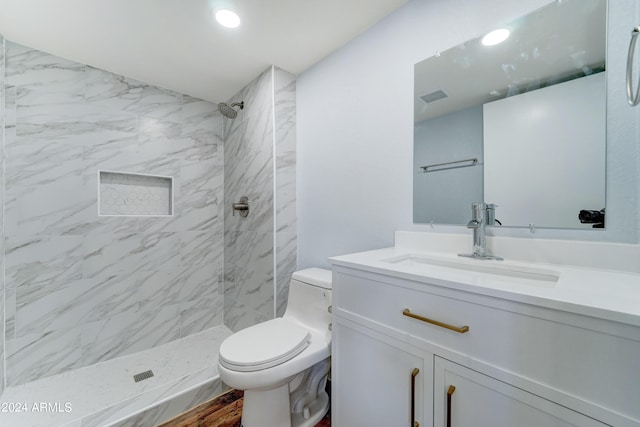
[218,268,332,427]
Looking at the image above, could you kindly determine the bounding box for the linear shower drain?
[133,370,154,383]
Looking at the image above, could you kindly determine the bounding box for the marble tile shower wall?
[274,68,297,317]
[224,68,275,332]
[3,41,224,387]
[222,66,297,331]
[1,34,5,396]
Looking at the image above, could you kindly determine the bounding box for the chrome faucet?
[458,202,503,260]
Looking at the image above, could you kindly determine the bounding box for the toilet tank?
[283,268,332,333]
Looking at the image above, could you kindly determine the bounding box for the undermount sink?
[382,254,560,285]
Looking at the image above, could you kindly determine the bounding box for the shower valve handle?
[232,196,250,217]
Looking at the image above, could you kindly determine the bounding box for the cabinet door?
[332,321,428,427]
[434,357,607,427]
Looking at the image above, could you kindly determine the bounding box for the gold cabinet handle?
[447,385,456,427]
[411,368,420,427]
[402,309,470,334]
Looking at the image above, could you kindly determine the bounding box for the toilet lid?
[219,318,311,372]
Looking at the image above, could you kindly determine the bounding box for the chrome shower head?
[218,101,244,119]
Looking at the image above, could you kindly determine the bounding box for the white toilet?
[218,268,332,427]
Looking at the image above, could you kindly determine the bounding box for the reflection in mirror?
[413,0,607,229]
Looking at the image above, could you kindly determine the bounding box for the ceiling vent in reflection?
[419,89,448,104]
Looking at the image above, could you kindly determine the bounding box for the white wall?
[297,0,640,269]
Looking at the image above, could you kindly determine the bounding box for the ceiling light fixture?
[481,28,510,46]
[215,9,240,28]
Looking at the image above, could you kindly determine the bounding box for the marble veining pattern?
[80,306,182,366]
[223,66,298,329]
[224,68,276,331]
[5,235,84,290]
[94,375,223,427]
[1,33,6,396]
[274,68,298,316]
[179,294,224,338]
[276,231,297,316]
[2,42,298,412]
[3,40,225,386]
[0,326,232,427]
[14,275,138,337]
[6,327,84,387]
[224,231,274,314]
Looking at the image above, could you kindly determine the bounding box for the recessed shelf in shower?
[99,171,174,216]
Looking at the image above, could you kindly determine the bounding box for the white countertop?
[329,246,640,327]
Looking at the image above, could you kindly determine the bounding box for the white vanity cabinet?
[332,321,430,427]
[330,264,640,427]
[433,357,605,427]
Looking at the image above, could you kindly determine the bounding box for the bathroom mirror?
[413,0,607,229]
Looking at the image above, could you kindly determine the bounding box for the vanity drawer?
[333,269,640,423]
[334,271,517,362]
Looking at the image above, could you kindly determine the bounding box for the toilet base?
[291,390,329,427]
[240,387,330,427]
[241,384,291,427]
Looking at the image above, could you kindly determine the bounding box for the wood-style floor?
[157,389,331,427]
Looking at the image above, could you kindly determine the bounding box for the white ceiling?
[0,0,407,102]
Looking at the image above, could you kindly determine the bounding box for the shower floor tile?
[0,325,233,427]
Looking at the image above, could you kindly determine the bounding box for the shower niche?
[99,171,174,216]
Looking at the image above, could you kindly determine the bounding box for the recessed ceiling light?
[481,29,510,46]
[215,9,240,28]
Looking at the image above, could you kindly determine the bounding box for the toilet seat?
[219,318,311,372]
